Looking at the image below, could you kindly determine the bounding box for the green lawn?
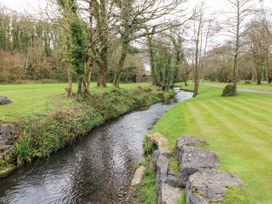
[201,80,272,92]
[152,84,272,203]
[0,82,150,121]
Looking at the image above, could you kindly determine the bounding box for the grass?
[0,82,150,121]
[201,80,272,92]
[134,168,157,204]
[151,83,272,203]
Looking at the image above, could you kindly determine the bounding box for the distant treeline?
[0,8,145,84]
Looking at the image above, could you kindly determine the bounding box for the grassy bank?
[0,84,175,176]
[0,83,151,121]
[148,84,272,203]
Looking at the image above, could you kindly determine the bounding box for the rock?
[147,133,170,154]
[149,150,161,170]
[160,183,181,204]
[0,96,12,105]
[131,166,145,186]
[176,136,207,157]
[166,174,179,188]
[155,152,181,203]
[156,153,169,184]
[0,124,15,145]
[179,148,220,186]
[0,124,15,160]
[186,169,241,204]
[0,164,16,178]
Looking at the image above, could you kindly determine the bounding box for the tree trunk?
[113,42,128,88]
[66,64,73,97]
[232,3,240,96]
[233,52,239,96]
[147,34,159,86]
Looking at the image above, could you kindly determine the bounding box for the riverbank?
[0,86,175,178]
[136,84,272,203]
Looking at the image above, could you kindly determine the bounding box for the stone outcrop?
[144,135,241,204]
[175,136,241,204]
[176,136,207,157]
[186,169,241,204]
[179,148,220,186]
[155,152,181,204]
[0,96,12,105]
[0,124,15,160]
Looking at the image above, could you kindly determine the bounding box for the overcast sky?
[1,0,271,14]
[1,0,272,51]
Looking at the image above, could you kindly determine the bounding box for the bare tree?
[192,2,205,97]
[227,0,254,95]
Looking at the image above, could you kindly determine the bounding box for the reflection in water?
[0,91,192,204]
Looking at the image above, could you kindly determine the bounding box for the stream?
[0,91,192,204]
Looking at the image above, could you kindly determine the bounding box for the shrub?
[222,84,236,97]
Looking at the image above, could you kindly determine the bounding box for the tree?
[192,2,205,97]
[56,0,89,96]
[227,0,254,95]
[247,18,271,85]
[112,0,183,88]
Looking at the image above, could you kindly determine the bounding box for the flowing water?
[0,91,192,204]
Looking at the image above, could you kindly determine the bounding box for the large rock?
[179,148,220,186]
[0,96,12,105]
[156,153,180,204]
[176,136,207,157]
[0,124,15,160]
[186,169,241,204]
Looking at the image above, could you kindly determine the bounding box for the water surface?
[0,91,192,204]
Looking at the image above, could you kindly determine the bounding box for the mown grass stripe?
[198,100,272,162]
[209,99,272,138]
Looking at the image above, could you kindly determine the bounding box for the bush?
[222,84,236,97]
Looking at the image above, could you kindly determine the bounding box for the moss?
[0,162,16,178]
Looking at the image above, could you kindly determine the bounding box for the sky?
[1,0,272,14]
[1,0,272,50]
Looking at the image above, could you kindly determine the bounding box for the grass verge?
[150,84,272,203]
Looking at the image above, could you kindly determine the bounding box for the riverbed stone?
[176,136,207,157]
[0,96,12,105]
[186,169,241,204]
[179,148,220,186]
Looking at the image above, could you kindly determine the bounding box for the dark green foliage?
[222,84,236,97]
[154,45,176,90]
[12,89,175,165]
[68,19,88,77]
